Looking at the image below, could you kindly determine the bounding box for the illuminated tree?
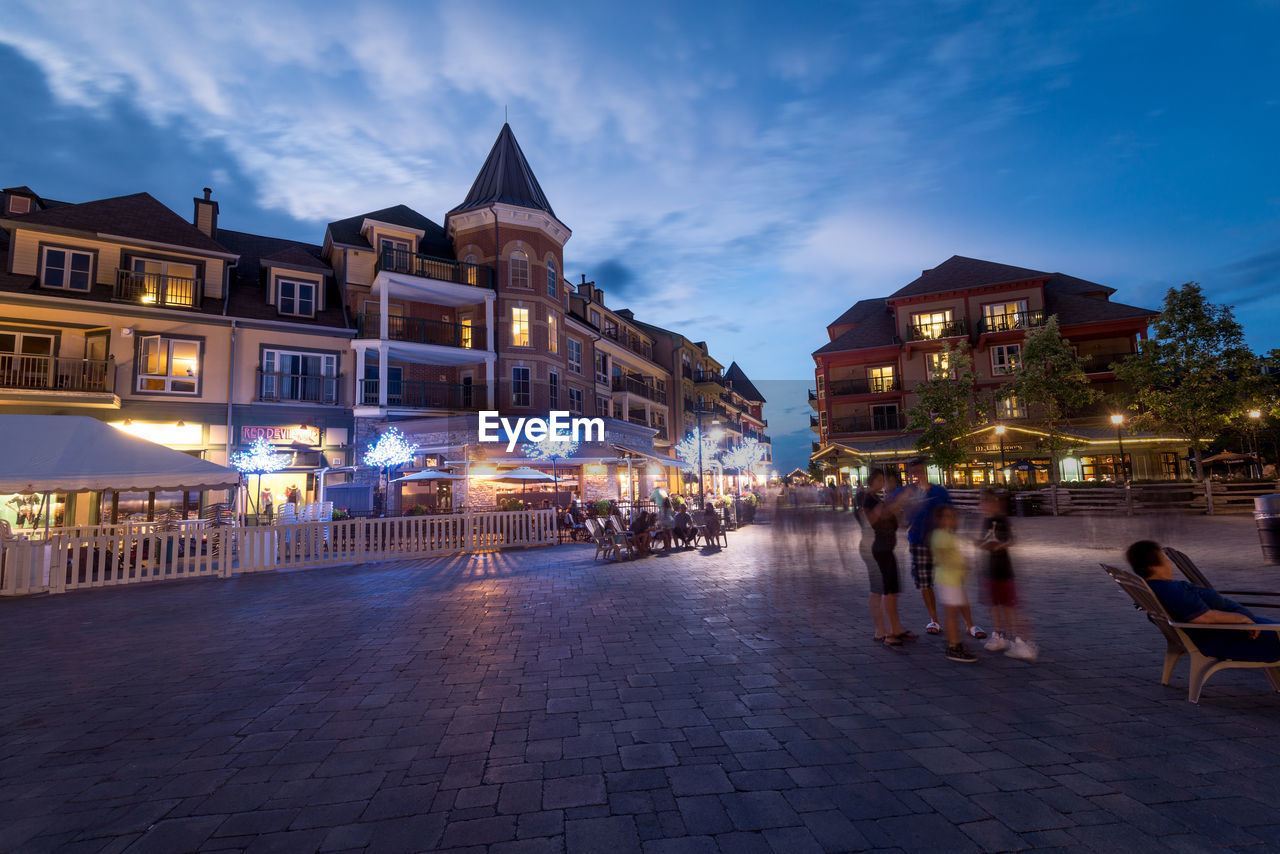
[230,437,289,522]
[364,428,418,516]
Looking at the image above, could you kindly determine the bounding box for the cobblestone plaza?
[3,514,1280,853]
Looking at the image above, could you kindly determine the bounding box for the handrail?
[357,313,487,349]
[0,353,115,393]
[114,269,199,308]
[257,370,342,405]
[376,248,494,289]
[358,378,484,410]
[979,309,1046,333]
[907,318,968,341]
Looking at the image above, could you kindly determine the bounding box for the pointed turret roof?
[449,124,555,217]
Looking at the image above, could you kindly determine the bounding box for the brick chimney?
[193,187,219,239]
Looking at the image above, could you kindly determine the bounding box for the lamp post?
[1110,414,1127,483]
[995,424,1007,485]
[1249,409,1262,478]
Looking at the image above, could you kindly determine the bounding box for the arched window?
[509,250,529,288]
[464,253,478,286]
[546,259,557,298]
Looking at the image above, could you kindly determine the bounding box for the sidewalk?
[1,515,1278,853]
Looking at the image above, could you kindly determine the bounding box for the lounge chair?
[1101,562,1280,703]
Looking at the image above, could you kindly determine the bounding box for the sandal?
[894,630,918,641]
[968,626,988,640]
[883,635,903,647]
[872,635,887,643]
[925,621,942,635]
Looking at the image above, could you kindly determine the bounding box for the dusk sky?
[3,1,1279,472]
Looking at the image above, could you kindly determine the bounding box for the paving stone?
[565,815,641,854]
[667,766,734,796]
[544,775,607,810]
[620,744,679,770]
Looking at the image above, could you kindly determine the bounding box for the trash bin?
[1255,495,1280,564]
[1013,494,1042,517]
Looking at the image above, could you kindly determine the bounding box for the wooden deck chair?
[1163,546,1280,611]
[1101,563,1280,703]
[585,518,618,561]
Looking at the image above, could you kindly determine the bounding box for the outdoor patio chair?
[1101,562,1280,703]
[585,518,617,561]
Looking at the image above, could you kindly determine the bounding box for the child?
[976,491,1038,661]
[931,505,977,662]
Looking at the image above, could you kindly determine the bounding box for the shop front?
[232,420,351,518]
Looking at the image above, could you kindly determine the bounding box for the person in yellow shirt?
[931,505,977,663]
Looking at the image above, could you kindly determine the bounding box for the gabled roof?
[326,204,452,258]
[6,192,232,255]
[814,298,897,355]
[1043,272,1115,297]
[449,124,555,217]
[261,244,331,273]
[889,255,1049,300]
[216,229,349,328]
[1044,286,1156,326]
[724,362,766,403]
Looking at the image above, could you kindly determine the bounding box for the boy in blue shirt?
[1126,540,1280,661]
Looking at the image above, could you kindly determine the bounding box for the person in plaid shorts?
[901,458,986,639]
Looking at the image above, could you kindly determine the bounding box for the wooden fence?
[0,510,556,597]
[950,481,1279,516]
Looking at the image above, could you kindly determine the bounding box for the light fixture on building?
[176,420,185,427]
[123,418,132,426]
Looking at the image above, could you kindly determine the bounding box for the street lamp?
[995,424,1007,484]
[1249,409,1262,478]
[1110,414,1127,484]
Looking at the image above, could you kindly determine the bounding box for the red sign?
[241,425,321,446]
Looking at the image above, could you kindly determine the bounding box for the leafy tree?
[1114,283,1261,479]
[1009,316,1099,484]
[906,343,977,485]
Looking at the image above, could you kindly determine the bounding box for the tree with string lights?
[364,427,418,516]
[230,437,289,524]
[722,437,767,492]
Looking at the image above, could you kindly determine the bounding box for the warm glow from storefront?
[109,420,202,446]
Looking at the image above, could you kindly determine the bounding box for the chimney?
[193,187,219,239]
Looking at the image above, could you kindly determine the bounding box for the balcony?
[828,376,900,396]
[0,354,114,394]
[830,412,907,433]
[907,319,968,342]
[809,414,819,428]
[357,313,488,350]
[257,371,342,405]
[377,248,494,289]
[683,396,696,412]
[114,270,199,309]
[979,309,1047,334]
[358,379,484,410]
[612,374,666,403]
[1081,352,1133,374]
[682,364,693,380]
[693,371,724,386]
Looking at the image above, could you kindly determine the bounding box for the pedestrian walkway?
[2,515,1279,853]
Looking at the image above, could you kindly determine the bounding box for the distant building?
[809,256,1189,484]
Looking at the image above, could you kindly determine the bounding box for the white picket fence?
[0,510,556,597]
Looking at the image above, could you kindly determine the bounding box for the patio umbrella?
[492,467,557,501]
[393,470,465,482]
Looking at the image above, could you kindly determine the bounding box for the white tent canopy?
[0,415,241,493]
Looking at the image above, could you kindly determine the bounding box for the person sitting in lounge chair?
[1126,540,1280,661]
[673,505,696,548]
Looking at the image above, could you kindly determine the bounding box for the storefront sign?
[971,442,1028,454]
[241,425,321,446]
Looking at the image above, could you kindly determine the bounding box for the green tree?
[906,343,977,485]
[1009,316,1099,484]
[1114,283,1260,479]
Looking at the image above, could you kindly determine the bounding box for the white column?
[379,285,389,340]
[378,345,388,408]
[485,357,495,409]
[354,345,366,406]
[485,296,495,352]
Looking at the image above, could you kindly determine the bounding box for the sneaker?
[968,625,988,640]
[984,633,1011,652]
[946,644,978,663]
[925,620,942,634]
[1006,638,1039,661]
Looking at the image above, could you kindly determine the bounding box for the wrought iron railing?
[612,374,666,403]
[376,248,494,289]
[979,309,1046,334]
[828,376,900,395]
[358,379,484,410]
[114,270,199,308]
[693,371,725,386]
[357,313,487,350]
[907,318,968,341]
[257,370,342,405]
[0,354,114,393]
[830,412,907,433]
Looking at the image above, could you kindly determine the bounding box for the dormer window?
[278,279,316,318]
[40,246,93,291]
[510,250,529,288]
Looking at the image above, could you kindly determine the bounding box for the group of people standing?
[855,457,1038,663]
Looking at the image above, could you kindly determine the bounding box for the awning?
[0,415,241,493]
[610,445,678,468]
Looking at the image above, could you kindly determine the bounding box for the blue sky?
[3,1,1279,473]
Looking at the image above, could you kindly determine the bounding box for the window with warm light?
[982,300,1028,331]
[991,344,1021,375]
[137,335,200,394]
[999,396,1026,419]
[509,250,529,288]
[911,309,953,339]
[926,352,953,379]
[867,365,896,392]
[464,254,479,285]
[511,307,530,347]
[460,312,473,348]
[548,313,559,354]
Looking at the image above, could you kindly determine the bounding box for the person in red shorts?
[976,489,1037,661]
